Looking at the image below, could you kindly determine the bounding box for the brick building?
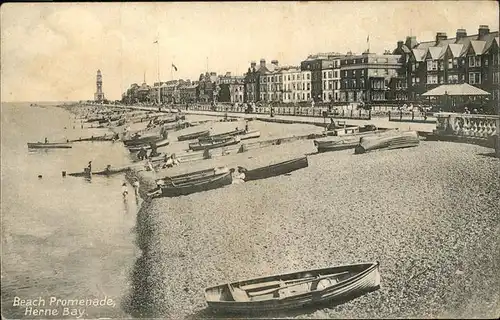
[301,53,343,103]
[393,25,499,111]
[340,52,402,103]
[244,59,278,103]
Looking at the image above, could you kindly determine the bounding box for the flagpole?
[155,39,161,104]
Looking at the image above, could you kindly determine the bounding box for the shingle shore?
[125,140,499,319]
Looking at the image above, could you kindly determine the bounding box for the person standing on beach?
[122,183,129,198]
[132,179,140,197]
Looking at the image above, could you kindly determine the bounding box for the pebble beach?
[126,136,499,319]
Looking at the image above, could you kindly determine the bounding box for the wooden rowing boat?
[198,129,246,142]
[189,137,241,151]
[69,134,115,142]
[68,166,131,177]
[177,130,210,141]
[127,138,170,152]
[242,156,308,182]
[314,130,387,153]
[156,171,232,197]
[155,167,229,184]
[205,261,380,313]
[240,130,261,140]
[27,142,72,149]
[123,134,163,147]
[354,130,420,154]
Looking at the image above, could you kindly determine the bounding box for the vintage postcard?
[1,1,499,319]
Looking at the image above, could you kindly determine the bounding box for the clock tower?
[94,69,105,102]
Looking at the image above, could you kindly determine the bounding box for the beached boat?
[205,261,380,313]
[242,156,308,182]
[177,130,210,141]
[156,171,232,197]
[198,129,246,142]
[314,130,386,153]
[27,142,72,149]
[354,130,420,154]
[239,130,261,140]
[127,138,170,152]
[154,167,229,185]
[123,134,164,147]
[189,137,241,151]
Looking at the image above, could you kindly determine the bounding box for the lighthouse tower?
[94,69,105,102]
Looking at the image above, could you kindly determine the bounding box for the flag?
[172,64,178,72]
[153,40,158,44]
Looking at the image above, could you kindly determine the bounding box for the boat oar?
[246,271,349,297]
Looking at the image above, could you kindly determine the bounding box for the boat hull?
[189,137,240,151]
[355,131,420,154]
[123,135,162,147]
[198,129,246,142]
[158,171,232,197]
[205,262,380,313]
[243,156,308,182]
[128,139,170,152]
[177,130,210,141]
[27,143,72,149]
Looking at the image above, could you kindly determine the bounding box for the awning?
[422,83,490,96]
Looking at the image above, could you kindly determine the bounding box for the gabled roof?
[447,43,463,58]
[412,48,427,62]
[469,40,486,55]
[427,46,443,60]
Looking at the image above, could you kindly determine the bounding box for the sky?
[1,1,498,102]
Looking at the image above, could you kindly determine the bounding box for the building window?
[447,74,459,84]
[484,58,489,66]
[469,56,481,67]
[469,72,481,84]
[493,72,499,84]
[426,75,438,84]
[328,71,332,78]
[307,73,310,80]
[448,59,453,69]
[361,70,364,76]
[427,60,438,71]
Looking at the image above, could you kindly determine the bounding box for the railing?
[434,113,499,139]
[389,110,434,123]
[188,104,372,119]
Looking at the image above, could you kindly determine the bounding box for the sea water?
[1,102,138,319]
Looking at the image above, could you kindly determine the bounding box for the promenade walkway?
[104,104,437,133]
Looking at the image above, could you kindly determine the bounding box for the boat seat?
[229,285,250,302]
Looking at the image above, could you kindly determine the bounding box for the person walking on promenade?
[121,182,129,198]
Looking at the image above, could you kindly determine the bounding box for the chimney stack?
[435,32,447,43]
[397,41,404,49]
[250,61,256,68]
[478,25,490,39]
[405,36,417,49]
[260,58,266,67]
[456,29,467,42]
[271,60,279,66]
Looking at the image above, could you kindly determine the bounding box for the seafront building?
[339,52,402,103]
[120,24,498,110]
[393,25,499,111]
